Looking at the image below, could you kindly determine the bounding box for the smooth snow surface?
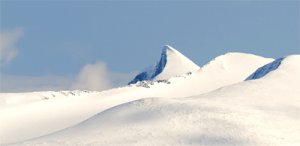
[128,45,200,84]
[1,48,298,146]
[10,55,300,146]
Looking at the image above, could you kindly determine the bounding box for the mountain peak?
[163,45,176,52]
[128,46,200,84]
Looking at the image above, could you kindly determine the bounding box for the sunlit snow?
[0,46,299,146]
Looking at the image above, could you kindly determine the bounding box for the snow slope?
[0,52,272,144]
[14,55,300,146]
[128,45,200,84]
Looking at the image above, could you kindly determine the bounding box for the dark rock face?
[128,48,168,85]
[246,57,284,80]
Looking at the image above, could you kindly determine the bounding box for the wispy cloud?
[71,62,112,91]
[0,28,24,65]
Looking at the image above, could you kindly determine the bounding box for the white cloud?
[71,62,112,91]
[0,28,24,65]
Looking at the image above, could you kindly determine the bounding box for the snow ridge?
[246,57,284,80]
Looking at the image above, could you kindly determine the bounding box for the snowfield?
[0,46,299,146]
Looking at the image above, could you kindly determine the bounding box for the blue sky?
[0,1,299,92]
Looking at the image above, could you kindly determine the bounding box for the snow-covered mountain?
[128,45,200,84]
[130,52,273,98]
[1,47,299,146]
[11,55,300,146]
